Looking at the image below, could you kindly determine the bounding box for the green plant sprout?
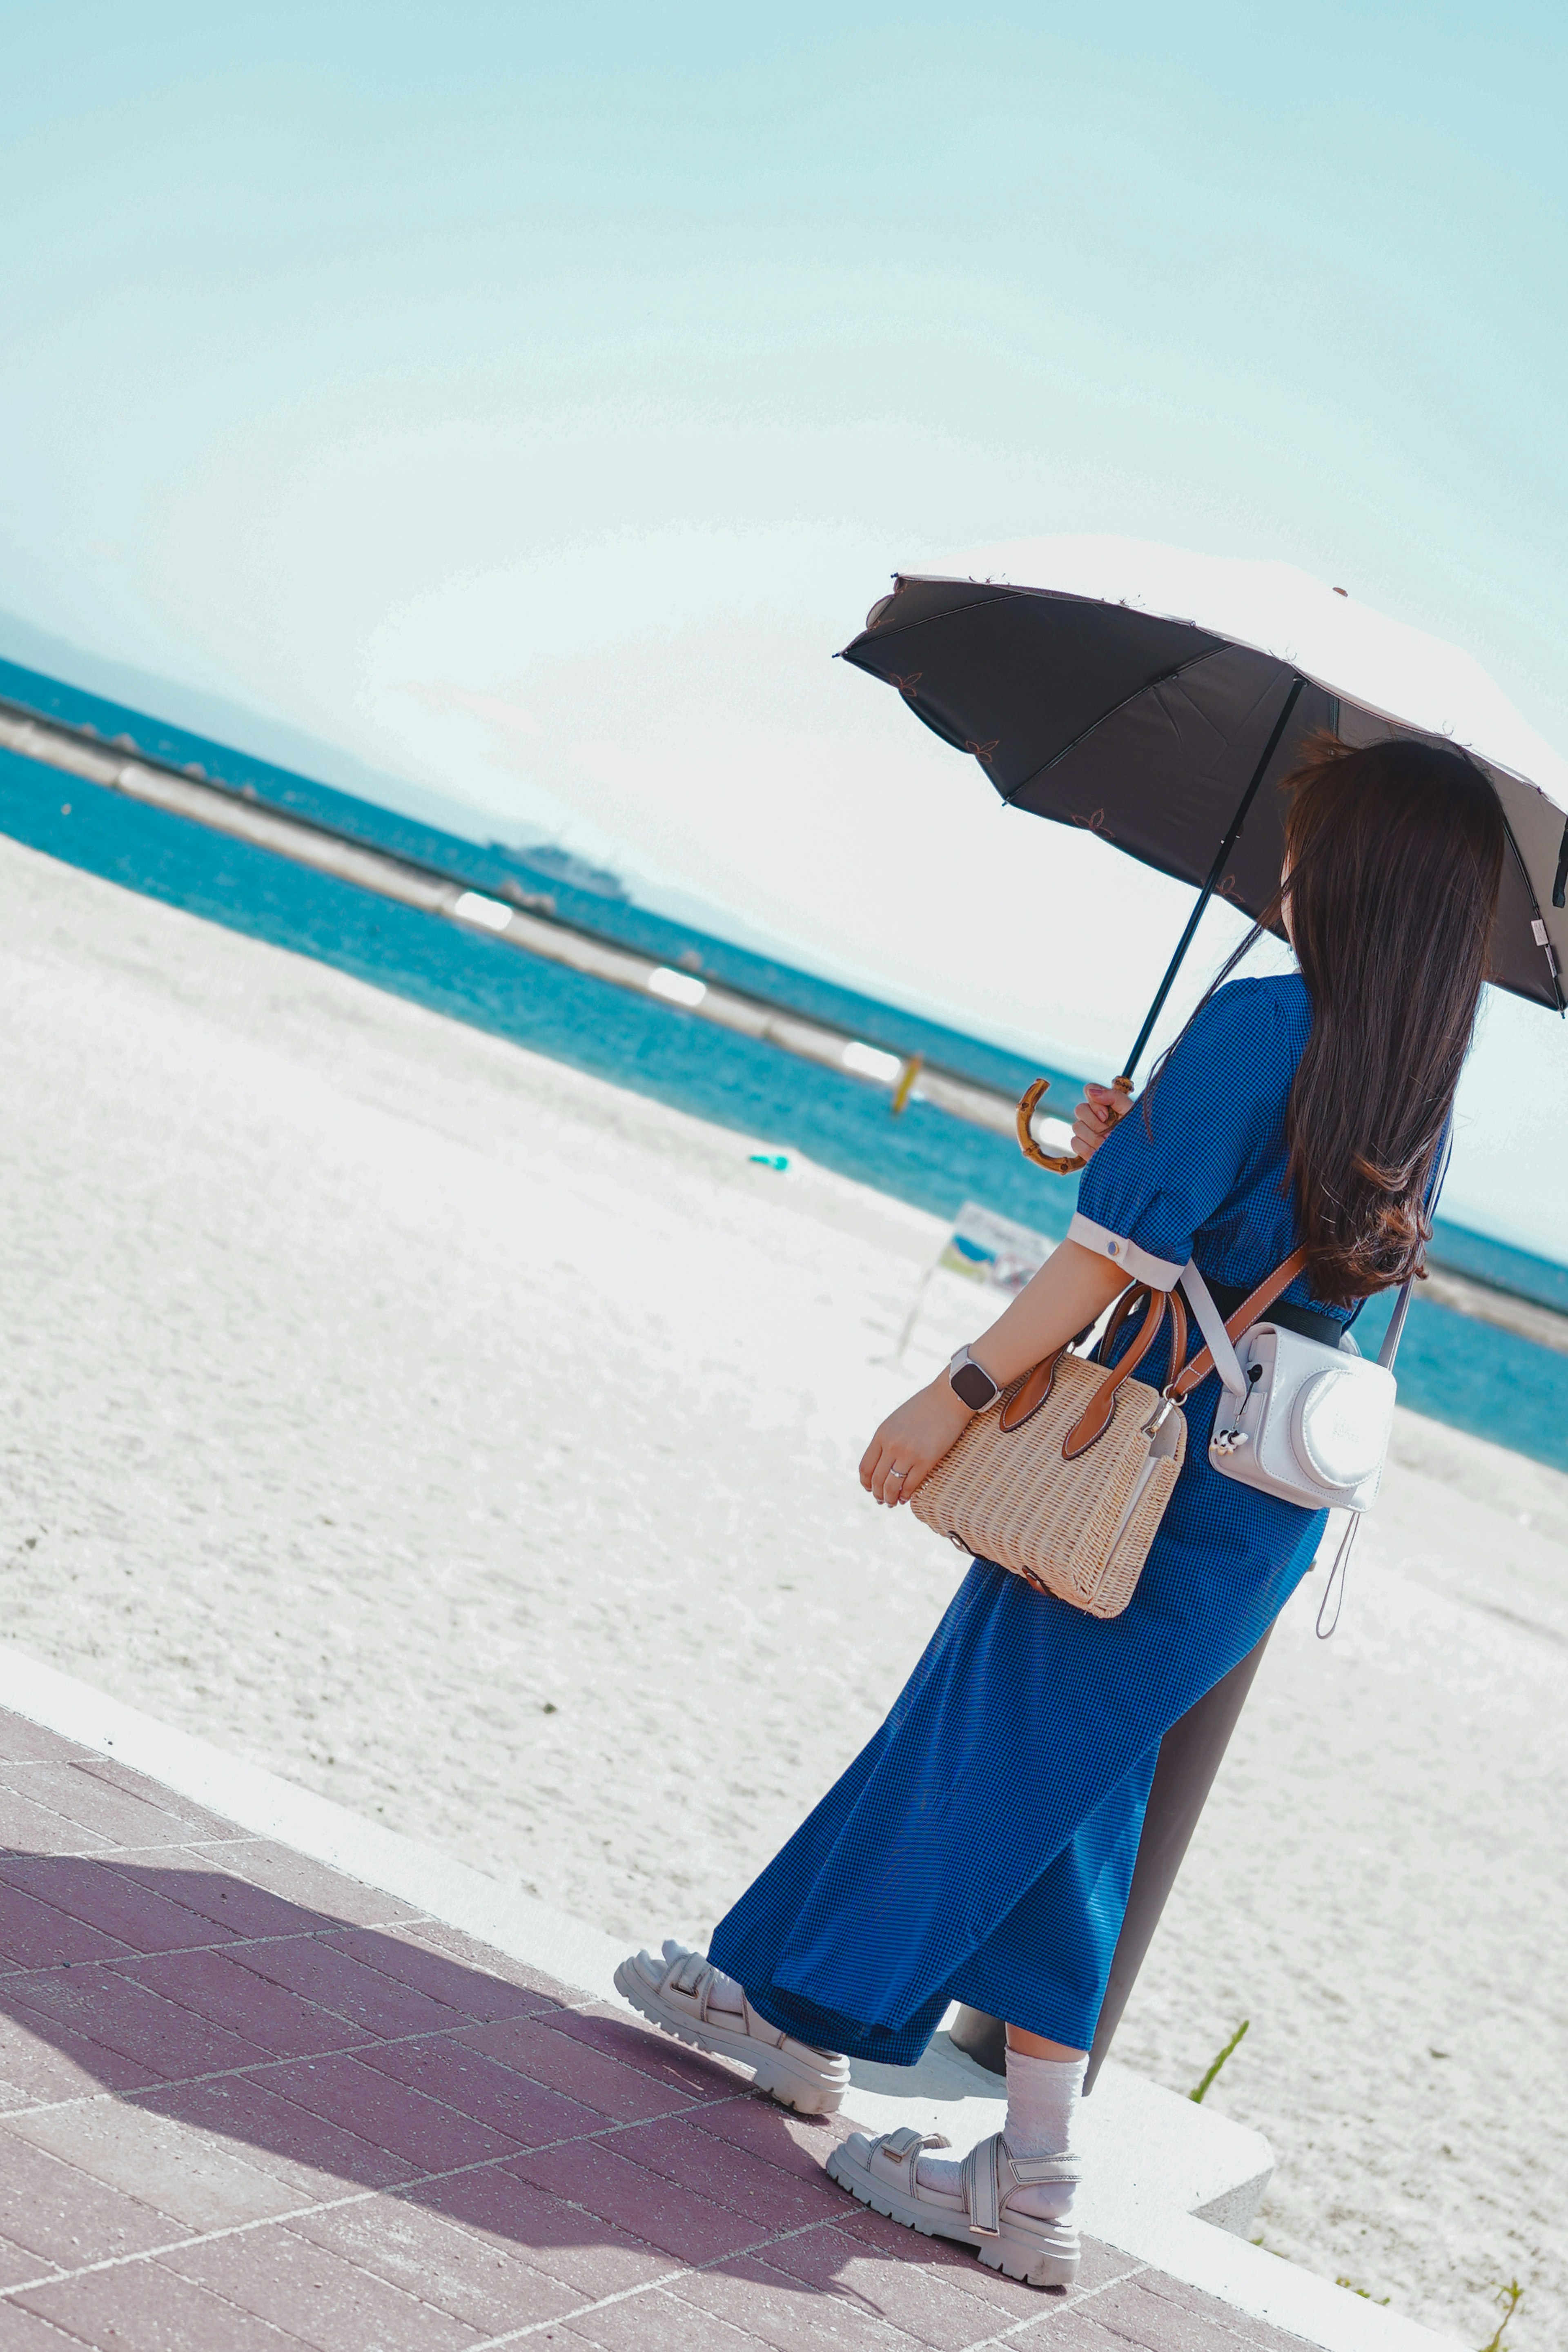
[1478,2279,1523,2352]
[1336,2276,1391,2305]
[1189,2018,1249,2103]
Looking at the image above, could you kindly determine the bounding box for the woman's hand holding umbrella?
[1071,1083,1134,1162]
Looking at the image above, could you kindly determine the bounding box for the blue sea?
[2,650,1566,1474]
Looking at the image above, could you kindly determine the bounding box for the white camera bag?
[1181,1264,1406,1514]
[1179,1243,1428,1634]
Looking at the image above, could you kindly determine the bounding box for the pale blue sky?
[4,3,1567,1246]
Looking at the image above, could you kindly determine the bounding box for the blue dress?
[710,973,1352,2060]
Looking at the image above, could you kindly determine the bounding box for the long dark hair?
[1185,733,1505,1304]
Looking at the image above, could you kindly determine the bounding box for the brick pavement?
[0,1707,1313,2350]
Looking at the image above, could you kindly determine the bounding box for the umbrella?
[841,538,1568,1168]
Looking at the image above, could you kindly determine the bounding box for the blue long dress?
[709,972,1352,2060]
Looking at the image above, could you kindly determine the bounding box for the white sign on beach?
[894,1200,1055,1362]
[938,1200,1055,1296]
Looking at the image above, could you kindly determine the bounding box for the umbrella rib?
[998,648,1226,808]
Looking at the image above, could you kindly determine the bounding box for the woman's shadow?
[0,1848,1014,2327]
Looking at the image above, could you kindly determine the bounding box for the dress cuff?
[1067,1213,1184,1291]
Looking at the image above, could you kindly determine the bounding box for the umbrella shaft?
[1120,675,1305,1082]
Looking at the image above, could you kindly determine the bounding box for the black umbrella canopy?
[841,575,1566,1016]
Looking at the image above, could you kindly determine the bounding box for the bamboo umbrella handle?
[1016,1073,1133,1174]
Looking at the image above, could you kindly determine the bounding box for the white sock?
[917,2045,1086,2220]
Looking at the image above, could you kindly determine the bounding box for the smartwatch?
[949,1345,1001,1411]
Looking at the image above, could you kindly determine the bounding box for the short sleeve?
[1070,979,1294,1285]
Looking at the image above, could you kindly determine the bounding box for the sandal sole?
[613,1962,846,2116]
[826,2143,1079,2289]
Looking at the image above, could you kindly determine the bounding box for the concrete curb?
[0,1643,1460,2352]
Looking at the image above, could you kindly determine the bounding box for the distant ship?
[494,842,629,900]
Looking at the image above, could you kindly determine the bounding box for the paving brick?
[260,2052,522,2171]
[122,1946,364,2057]
[5,2096,301,2233]
[226,1937,468,2038]
[560,2281,755,2349]
[671,2256,927,2350]
[0,1720,90,1768]
[390,1922,575,2008]
[20,2257,305,2349]
[762,2225,1017,2351]
[1005,2316,1129,2350]
[138,2069,419,2197]
[0,1783,111,1855]
[323,1926,548,2024]
[189,1840,424,1928]
[457,2018,693,2123]
[165,2225,480,2350]
[0,2006,160,2100]
[116,1858,334,1942]
[0,1858,237,1953]
[9,1964,270,2080]
[69,1757,242,1842]
[510,2136,767,2267]
[1073,2243,1149,2294]
[1081,2276,1222,2352]
[0,1875,135,1971]
[292,2194,582,2332]
[0,2130,184,2264]
[836,2204,1069,2325]
[0,1764,207,1851]
[356,2034,603,2147]
[550,2005,744,2099]
[0,2230,62,2292]
[1126,2270,1311,2351]
[424,2163,679,2300]
[615,2116,844,2232]
[0,2298,101,2347]
[686,2097,852,2187]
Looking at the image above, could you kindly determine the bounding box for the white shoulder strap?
[1178,1261,1248,1399]
[1376,1125,1454,1372]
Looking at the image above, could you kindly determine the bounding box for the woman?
[617,733,1504,2288]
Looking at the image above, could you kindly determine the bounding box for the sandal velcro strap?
[962,2133,1079,2238]
[873,2126,949,2194]
[1008,2153,1082,2186]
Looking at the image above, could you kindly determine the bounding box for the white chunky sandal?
[614,1940,850,2116]
[826,2125,1081,2288]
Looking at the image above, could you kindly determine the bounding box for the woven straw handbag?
[911,1254,1305,1618]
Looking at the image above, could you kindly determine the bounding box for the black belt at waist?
[1181,1274,1343,1350]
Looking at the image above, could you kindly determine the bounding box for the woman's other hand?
[860,1376,974,1506]
[1071,1081,1133,1161]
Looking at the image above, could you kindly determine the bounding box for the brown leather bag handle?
[1170,1247,1309,1400]
[998,1343,1069,1432]
[1002,1274,1189,1441]
[1063,1284,1184,1459]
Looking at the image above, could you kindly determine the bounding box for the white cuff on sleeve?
[1067,1212,1184,1291]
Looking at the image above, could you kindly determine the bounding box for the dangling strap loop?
[1316,1514,1361,1638]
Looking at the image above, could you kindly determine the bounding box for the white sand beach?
[0,833,1561,2348]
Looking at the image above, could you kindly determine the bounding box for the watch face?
[951,1361,997,1410]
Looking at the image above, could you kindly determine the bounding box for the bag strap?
[1170,1249,1310,1400]
[1062,1283,1189,1459]
[1178,1262,1248,1399]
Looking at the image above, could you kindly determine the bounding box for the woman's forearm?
[860,1240,1131,1507]
[966,1239,1130,1387]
